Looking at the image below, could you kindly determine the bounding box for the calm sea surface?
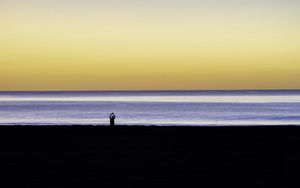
[0,90,299,126]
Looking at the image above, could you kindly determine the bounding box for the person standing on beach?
[109,113,116,126]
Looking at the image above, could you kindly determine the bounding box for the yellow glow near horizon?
[0,0,300,90]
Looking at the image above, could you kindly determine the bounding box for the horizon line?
[0,89,300,92]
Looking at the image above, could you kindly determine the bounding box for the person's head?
[109,113,115,118]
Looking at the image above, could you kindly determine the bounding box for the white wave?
[0,95,300,103]
[0,117,299,126]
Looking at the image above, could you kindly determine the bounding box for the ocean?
[0,90,299,126]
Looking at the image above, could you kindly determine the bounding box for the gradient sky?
[0,0,299,90]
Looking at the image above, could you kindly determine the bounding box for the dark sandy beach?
[0,125,299,188]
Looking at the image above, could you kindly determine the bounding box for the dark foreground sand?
[0,125,299,188]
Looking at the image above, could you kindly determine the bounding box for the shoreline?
[0,124,299,126]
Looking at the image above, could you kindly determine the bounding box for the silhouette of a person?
[109,113,116,126]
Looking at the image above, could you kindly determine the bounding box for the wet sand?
[0,125,298,188]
